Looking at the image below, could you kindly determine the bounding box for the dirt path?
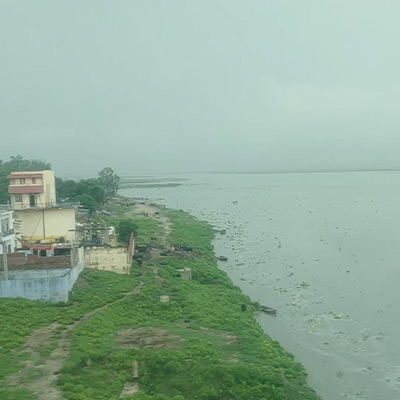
[6,204,168,400]
[6,282,144,400]
[7,323,67,400]
[158,213,171,247]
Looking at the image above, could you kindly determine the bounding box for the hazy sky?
[1,1,400,176]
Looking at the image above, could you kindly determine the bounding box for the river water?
[120,172,400,400]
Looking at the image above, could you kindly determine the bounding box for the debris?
[260,305,277,315]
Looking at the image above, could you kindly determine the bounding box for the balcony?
[9,185,44,194]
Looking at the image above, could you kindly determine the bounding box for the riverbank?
[0,204,321,400]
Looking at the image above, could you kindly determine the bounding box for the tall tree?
[77,179,106,204]
[55,178,79,200]
[98,167,120,200]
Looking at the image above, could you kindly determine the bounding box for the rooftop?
[0,253,71,271]
[0,205,13,214]
[8,170,50,175]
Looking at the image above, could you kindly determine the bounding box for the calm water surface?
[121,172,400,400]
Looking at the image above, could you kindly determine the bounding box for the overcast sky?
[1,1,400,176]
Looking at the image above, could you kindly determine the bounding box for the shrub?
[116,219,138,244]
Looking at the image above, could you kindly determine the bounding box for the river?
[120,171,400,400]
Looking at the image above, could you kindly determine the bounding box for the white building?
[8,170,76,246]
[0,208,16,255]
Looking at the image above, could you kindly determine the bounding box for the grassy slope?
[0,209,321,400]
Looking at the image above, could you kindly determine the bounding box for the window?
[20,178,25,184]
[15,194,22,202]
[32,178,36,184]
[3,220,9,231]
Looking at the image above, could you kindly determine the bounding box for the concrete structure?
[85,232,135,274]
[176,268,192,281]
[0,208,15,255]
[85,246,132,274]
[14,207,76,244]
[160,295,170,303]
[7,170,76,246]
[0,246,84,302]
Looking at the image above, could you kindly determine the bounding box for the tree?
[77,179,106,204]
[117,220,138,244]
[77,194,97,214]
[98,167,120,200]
[56,178,79,200]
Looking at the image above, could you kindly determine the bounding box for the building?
[85,232,135,274]
[0,171,84,303]
[0,245,85,302]
[8,170,56,209]
[0,208,16,255]
[7,170,76,248]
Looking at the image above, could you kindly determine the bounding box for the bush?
[116,219,138,244]
[77,194,97,214]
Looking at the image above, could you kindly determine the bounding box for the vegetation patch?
[0,206,321,400]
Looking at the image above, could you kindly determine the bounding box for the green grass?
[101,205,164,244]
[0,389,39,400]
[56,210,320,400]
[0,271,137,387]
[0,208,321,400]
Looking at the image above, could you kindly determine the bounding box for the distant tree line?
[0,156,120,213]
[56,166,120,213]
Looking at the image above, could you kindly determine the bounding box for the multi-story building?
[8,170,56,209]
[8,171,76,247]
[0,208,16,255]
[0,171,84,303]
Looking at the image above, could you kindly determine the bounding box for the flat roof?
[8,170,51,174]
[0,206,13,214]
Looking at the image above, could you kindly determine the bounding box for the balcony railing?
[12,203,55,210]
[11,201,80,210]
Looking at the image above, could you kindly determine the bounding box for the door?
[29,194,35,207]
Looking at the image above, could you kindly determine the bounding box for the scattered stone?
[160,295,169,303]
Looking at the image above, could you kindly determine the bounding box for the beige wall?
[41,170,56,205]
[15,207,76,243]
[10,170,56,209]
[85,247,131,274]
